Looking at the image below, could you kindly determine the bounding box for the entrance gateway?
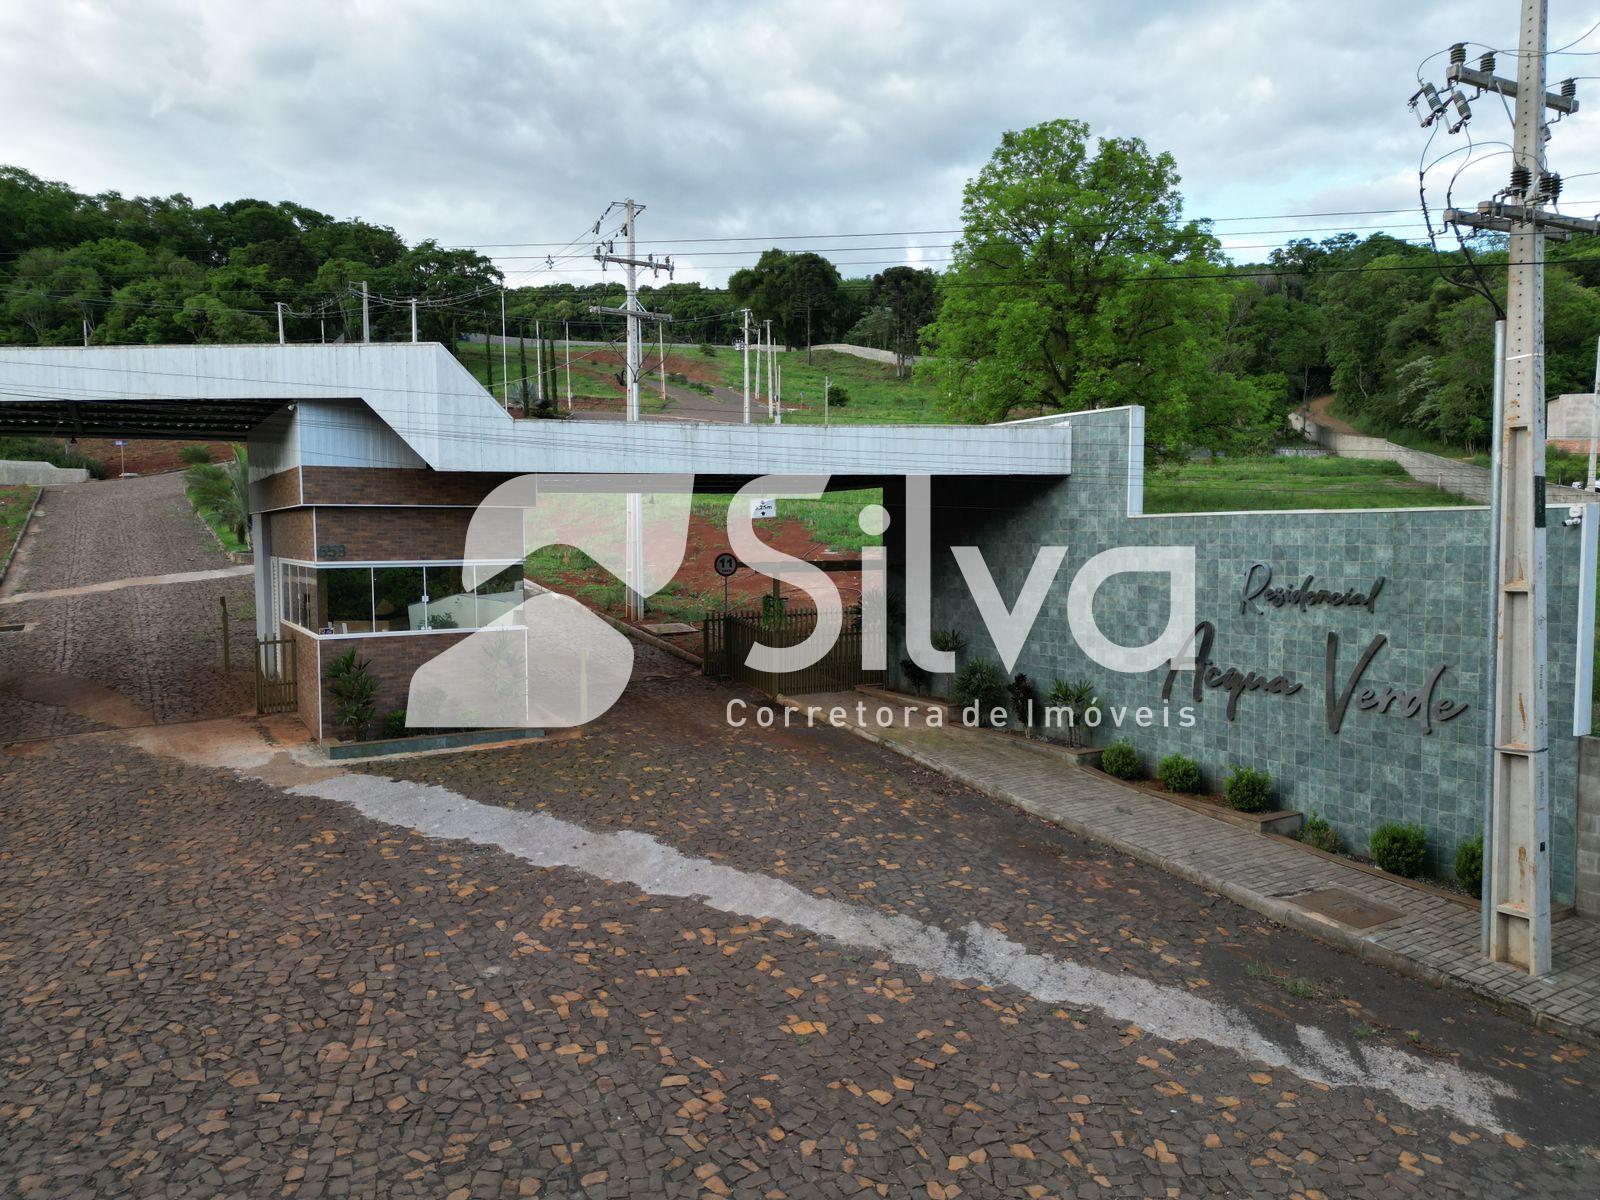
[1,343,1595,934]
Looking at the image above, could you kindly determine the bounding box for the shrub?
[384,709,409,738]
[826,383,851,408]
[178,444,214,466]
[1007,673,1035,725]
[326,649,378,741]
[930,628,966,655]
[1454,834,1484,896]
[1224,766,1272,813]
[1299,812,1340,853]
[1046,678,1100,747]
[952,659,1007,724]
[1100,738,1141,780]
[1157,753,1201,793]
[698,342,717,356]
[1370,822,1428,878]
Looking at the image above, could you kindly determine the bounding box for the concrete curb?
[0,485,43,590]
[604,614,703,667]
[773,691,1600,1050]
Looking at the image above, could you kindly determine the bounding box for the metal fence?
[701,606,885,696]
[255,636,298,714]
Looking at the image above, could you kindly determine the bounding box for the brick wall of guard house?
[267,509,315,561]
[252,468,302,513]
[309,506,521,562]
[300,467,516,507]
[281,622,321,738]
[313,630,479,739]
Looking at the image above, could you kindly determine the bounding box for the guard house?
[0,343,1596,914]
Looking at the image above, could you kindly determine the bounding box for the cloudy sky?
[4,0,1600,285]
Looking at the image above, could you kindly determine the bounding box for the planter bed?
[1091,769,1304,838]
[325,725,551,761]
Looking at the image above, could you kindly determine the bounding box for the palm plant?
[185,443,250,547]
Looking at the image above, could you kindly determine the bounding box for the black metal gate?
[701,606,885,696]
[255,637,298,714]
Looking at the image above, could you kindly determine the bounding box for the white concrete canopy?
[0,344,1071,480]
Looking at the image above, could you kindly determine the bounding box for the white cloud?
[3,0,1597,283]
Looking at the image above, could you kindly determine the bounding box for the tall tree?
[920,119,1275,455]
[867,266,938,376]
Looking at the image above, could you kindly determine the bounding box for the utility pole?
[499,290,509,404]
[765,319,775,420]
[742,308,751,424]
[564,319,572,409]
[824,373,830,426]
[276,302,286,346]
[659,322,668,406]
[360,281,370,344]
[534,319,544,402]
[590,198,674,619]
[410,298,419,343]
[1432,14,1595,975]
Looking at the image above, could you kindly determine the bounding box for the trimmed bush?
[1224,766,1272,813]
[384,709,409,738]
[1100,738,1141,780]
[952,659,1007,724]
[826,383,850,408]
[1454,834,1484,896]
[1157,753,1201,793]
[1370,822,1428,878]
[1299,813,1340,853]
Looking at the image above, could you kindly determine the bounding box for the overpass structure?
[0,343,1072,738]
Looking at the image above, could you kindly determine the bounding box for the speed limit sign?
[714,552,738,577]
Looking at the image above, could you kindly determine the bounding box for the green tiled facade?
[895,407,1595,902]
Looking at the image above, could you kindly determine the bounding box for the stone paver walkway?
[785,691,1600,1044]
[0,473,253,741]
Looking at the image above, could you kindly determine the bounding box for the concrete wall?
[1549,393,1596,442]
[810,344,921,367]
[907,407,1594,901]
[1579,736,1600,915]
[0,460,89,485]
[1290,413,1491,502]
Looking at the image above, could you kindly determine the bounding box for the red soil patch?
[71,439,234,476]
[531,510,862,625]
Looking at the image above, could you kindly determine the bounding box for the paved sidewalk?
[785,691,1600,1044]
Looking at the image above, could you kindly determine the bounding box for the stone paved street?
[3,476,1600,1197]
[0,473,254,741]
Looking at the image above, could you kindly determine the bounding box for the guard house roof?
[0,344,1072,479]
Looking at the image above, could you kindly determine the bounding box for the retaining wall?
[1289,413,1491,502]
[0,460,89,486]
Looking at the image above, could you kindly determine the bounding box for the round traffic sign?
[714,552,739,577]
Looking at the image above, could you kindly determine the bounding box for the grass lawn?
[709,346,945,425]
[0,484,38,565]
[1143,456,1473,513]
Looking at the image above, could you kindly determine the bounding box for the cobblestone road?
[0,473,253,740]
[3,474,1598,1197]
[4,657,1599,1198]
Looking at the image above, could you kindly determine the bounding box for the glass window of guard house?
[470,563,525,626]
[422,564,472,631]
[285,562,319,631]
[322,567,375,635]
[372,566,426,632]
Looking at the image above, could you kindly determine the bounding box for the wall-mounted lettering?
[318,543,347,560]
[1241,562,1385,616]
